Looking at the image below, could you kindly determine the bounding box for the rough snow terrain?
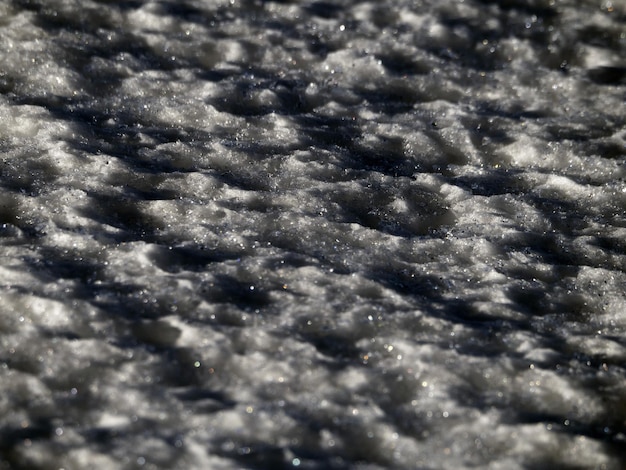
[0,0,625,468]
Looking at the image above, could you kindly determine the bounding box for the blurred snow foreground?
[0,0,625,468]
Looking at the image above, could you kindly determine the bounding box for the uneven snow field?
[0,0,625,468]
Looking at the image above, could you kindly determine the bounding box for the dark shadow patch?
[504,280,588,319]
[355,81,423,115]
[452,169,528,197]
[464,116,517,151]
[297,114,360,149]
[78,192,165,240]
[0,71,17,94]
[0,195,22,227]
[92,284,173,323]
[502,230,583,268]
[151,346,208,387]
[473,100,559,122]
[150,244,244,273]
[270,78,315,114]
[425,0,571,71]
[152,2,205,22]
[25,248,105,285]
[347,135,415,177]
[175,387,235,405]
[527,195,589,235]
[0,151,59,196]
[590,235,626,257]
[301,331,360,363]
[588,66,626,86]
[0,419,55,452]
[130,319,181,349]
[327,181,454,237]
[217,195,283,213]
[367,266,447,300]
[213,169,273,192]
[545,119,618,142]
[210,81,276,117]
[305,2,344,19]
[213,440,290,470]
[377,51,430,76]
[588,140,626,160]
[200,274,271,310]
[11,0,123,31]
[205,68,311,117]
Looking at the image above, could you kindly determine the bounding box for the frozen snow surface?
[0,0,625,468]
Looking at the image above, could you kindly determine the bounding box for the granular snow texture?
[0,0,625,469]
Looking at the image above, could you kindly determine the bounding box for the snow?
[0,0,625,468]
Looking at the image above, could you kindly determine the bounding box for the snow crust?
[0,0,625,468]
